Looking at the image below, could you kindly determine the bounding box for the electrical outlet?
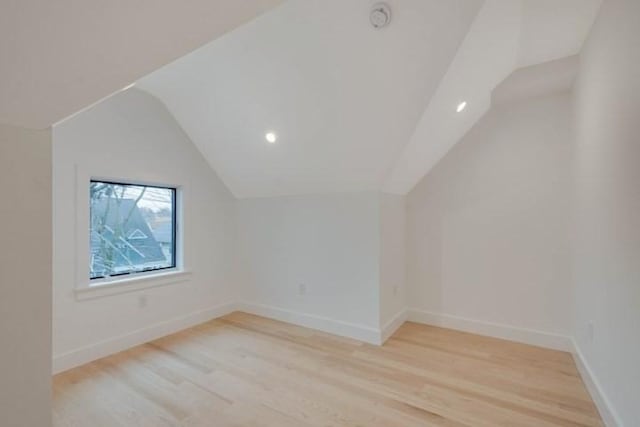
[587,321,594,342]
[298,283,307,296]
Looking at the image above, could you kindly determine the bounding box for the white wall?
[572,0,640,424]
[236,192,382,339]
[0,124,52,427]
[379,193,407,329]
[406,90,574,344]
[52,89,237,372]
[237,192,412,343]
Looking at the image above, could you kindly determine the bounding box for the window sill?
[74,270,192,301]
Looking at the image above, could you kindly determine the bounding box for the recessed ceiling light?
[456,101,467,113]
[265,132,277,143]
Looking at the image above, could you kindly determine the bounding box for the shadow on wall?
[407,59,576,344]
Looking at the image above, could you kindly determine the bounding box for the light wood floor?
[53,312,603,427]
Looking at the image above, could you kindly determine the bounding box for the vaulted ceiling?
[139,0,484,198]
[383,0,601,194]
[139,0,600,198]
[23,0,600,198]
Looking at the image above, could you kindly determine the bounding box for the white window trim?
[73,165,189,300]
[75,270,192,300]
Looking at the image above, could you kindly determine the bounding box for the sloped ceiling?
[517,0,603,68]
[493,56,580,107]
[138,0,600,198]
[138,0,484,198]
[383,0,600,194]
[0,0,283,129]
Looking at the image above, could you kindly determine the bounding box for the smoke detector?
[370,3,391,29]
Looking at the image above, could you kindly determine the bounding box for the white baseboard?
[238,301,382,344]
[407,308,572,352]
[52,302,238,374]
[571,339,622,427]
[380,309,408,344]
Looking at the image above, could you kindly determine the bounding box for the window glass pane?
[90,181,176,280]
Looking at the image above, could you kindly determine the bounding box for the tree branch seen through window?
[90,181,176,280]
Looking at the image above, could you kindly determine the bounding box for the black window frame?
[89,179,178,281]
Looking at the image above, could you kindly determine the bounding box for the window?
[89,180,177,280]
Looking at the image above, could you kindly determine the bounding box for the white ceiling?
[493,56,580,107]
[384,0,601,194]
[136,0,600,198]
[517,0,602,68]
[139,0,484,198]
[0,0,283,129]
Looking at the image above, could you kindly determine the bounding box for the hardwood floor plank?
[53,313,604,427]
